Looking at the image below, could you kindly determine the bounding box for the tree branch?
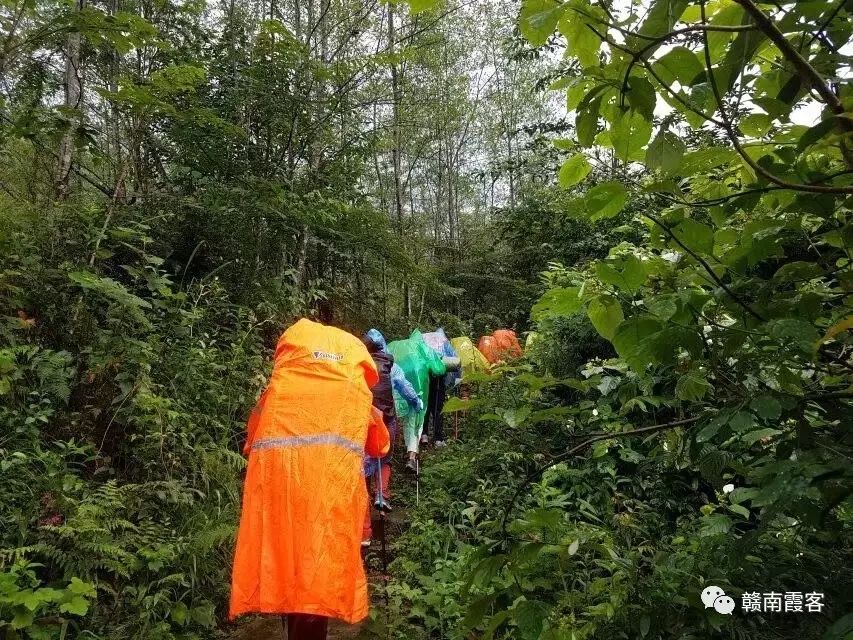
[805,0,845,50]
[500,416,705,540]
[699,1,853,194]
[587,26,727,128]
[644,211,766,322]
[616,24,754,110]
[734,0,845,116]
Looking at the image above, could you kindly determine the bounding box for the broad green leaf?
[467,554,508,594]
[673,218,714,255]
[767,318,820,356]
[653,47,705,87]
[559,153,592,188]
[59,595,90,616]
[625,76,657,121]
[482,610,511,640]
[797,115,842,151]
[675,370,713,400]
[679,147,739,175]
[685,83,715,123]
[635,0,690,40]
[502,406,531,428]
[594,129,611,147]
[532,287,583,319]
[519,0,565,47]
[729,487,760,504]
[774,261,823,281]
[190,603,216,627]
[729,411,755,432]
[728,504,751,519]
[645,294,678,320]
[584,181,628,220]
[171,602,189,626]
[700,513,732,537]
[651,326,703,363]
[568,539,580,555]
[777,74,803,105]
[612,316,663,369]
[822,612,853,640]
[696,417,725,442]
[740,113,772,138]
[67,578,95,597]
[514,599,551,640]
[463,594,497,631]
[707,4,745,59]
[595,262,623,288]
[750,395,782,420]
[12,608,34,629]
[558,8,602,68]
[567,78,594,110]
[741,428,783,445]
[406,0,440,12]
[718,19,766,91]
[442,397,485,413]
[549,77,573,90]
[15,590,44,611]
[587,295,624,340]
[610,110,653,162]
[576,101,600,147]
[596,256,646,294]
[646,131,685,174]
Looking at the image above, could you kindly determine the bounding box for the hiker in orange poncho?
[478,329,523,364]
[229,318,389,639]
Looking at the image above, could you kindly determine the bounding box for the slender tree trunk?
[107,0,124,193]
[55,0,84,199]
[387,2,409,319]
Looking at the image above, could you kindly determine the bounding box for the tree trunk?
[55,0,84,199]
[387,2,409,319]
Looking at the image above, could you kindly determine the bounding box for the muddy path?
[227,616,362,640]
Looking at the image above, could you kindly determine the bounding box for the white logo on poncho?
[313,350,343,361]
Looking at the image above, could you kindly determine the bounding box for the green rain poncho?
[387,329,446,452]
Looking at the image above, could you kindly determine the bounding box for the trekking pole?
[377,457,388,586]
[415,456,420,506]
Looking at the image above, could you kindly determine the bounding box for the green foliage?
[0,563,95,634]
[375,2,853,639]
[0,198,268,638]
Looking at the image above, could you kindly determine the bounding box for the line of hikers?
[228,318,523,639]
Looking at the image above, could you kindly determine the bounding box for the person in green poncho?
[387,329,446,471]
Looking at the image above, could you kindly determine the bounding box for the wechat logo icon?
[702,586,735,615]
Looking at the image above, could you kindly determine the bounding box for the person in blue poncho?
[361,330,422,535]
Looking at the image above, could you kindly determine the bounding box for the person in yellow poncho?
[450,336,490,378]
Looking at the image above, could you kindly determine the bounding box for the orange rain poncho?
[477,335,499,364]
[478,329,523,364]
[229,318,389,624]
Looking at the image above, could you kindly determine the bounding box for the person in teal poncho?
[387,329,446,471]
